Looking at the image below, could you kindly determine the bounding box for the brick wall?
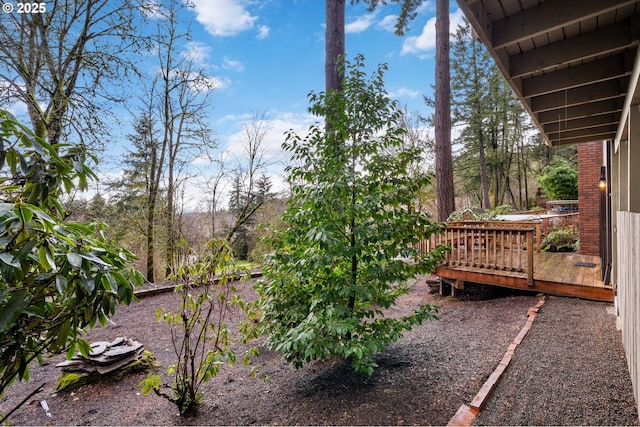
[577,142,603,256]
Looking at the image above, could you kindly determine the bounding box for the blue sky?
[111,0,466,209]
[193,0,465,131]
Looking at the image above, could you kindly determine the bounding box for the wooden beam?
[537,98,624,124]
[435,267,527,289]
[527,233,534,287]
[458,0,493,46]
[550,134,617,146]
[434,267,613,302]
[510,18,640,78]
[530,79,628,112]
[547,124,618,142]
[530,280,613,302]
[492,0,639,49]
[521,53,632,98]
[542,114,620,134]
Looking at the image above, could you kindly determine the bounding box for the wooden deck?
[436,251,613,302]
[419,222,613,302]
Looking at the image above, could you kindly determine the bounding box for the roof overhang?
[456,0,640,148]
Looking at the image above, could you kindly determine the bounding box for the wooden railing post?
[527,230,534,287]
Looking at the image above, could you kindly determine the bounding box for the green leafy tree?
[257,56,448,376]
[538,162,578,200]
[0,110,144,403]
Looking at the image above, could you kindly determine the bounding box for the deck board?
[435,251,612,302]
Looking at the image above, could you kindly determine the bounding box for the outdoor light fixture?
[599,166,607,190]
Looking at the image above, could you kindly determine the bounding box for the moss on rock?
[56,350,159,392]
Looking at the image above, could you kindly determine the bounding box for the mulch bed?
[0,278,637,426]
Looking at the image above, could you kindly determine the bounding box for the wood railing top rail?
[445,221,540,251]
[446,221,536,230]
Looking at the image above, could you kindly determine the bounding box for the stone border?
[447,297,547,426]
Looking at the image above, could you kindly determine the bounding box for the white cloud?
[183,41,212,67]
[224,111,316,161]
[377,15,398,33]
[401,8,465,56]
[389,87,421,99]
[257,25,270,39]
[97,170,125,183]
[190,153,215,168]
[346,13,377,33]
[196,75,228,92]
[210,75,232,91]
[182,111,317,204]
[222,56,244,72]
[191,0,258,37]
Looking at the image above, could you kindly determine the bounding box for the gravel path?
[1,280,637,426]
[474,296,639,426]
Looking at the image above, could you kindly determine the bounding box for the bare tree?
[0,0,148,147]
[116,0,216,280]
[153,1,217,276]
[226,112,273,243]
[201,154,228,239]
[399,109,436,214]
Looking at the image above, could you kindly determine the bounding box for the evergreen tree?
[117,112,163,282]
[451,19,540,210]
[451,19,494,208]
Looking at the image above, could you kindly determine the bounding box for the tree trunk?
[147,148,158,283]
[477,126,490,209]
[517,145,524,209]
[165,161,175,278]
[435,0,455,221]
[146,194,156,282]
[522,142,530,209]
[325,0,345,94]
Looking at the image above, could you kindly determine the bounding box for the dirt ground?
[1,277,637,426]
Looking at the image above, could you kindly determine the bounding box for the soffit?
[456,0,640,146]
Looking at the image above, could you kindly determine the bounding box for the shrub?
[538,163,578,200]
[139,239,259,417]
[0,110,143,405]
[541,228,578,252]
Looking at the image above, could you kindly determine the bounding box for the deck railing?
[540,212,578,234]
[417,222,537,286]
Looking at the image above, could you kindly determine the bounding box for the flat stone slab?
[56,337,144,374]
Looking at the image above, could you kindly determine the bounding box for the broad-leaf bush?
[256,56,449,376]
[541,228,578,252]
[0,110,144,402]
